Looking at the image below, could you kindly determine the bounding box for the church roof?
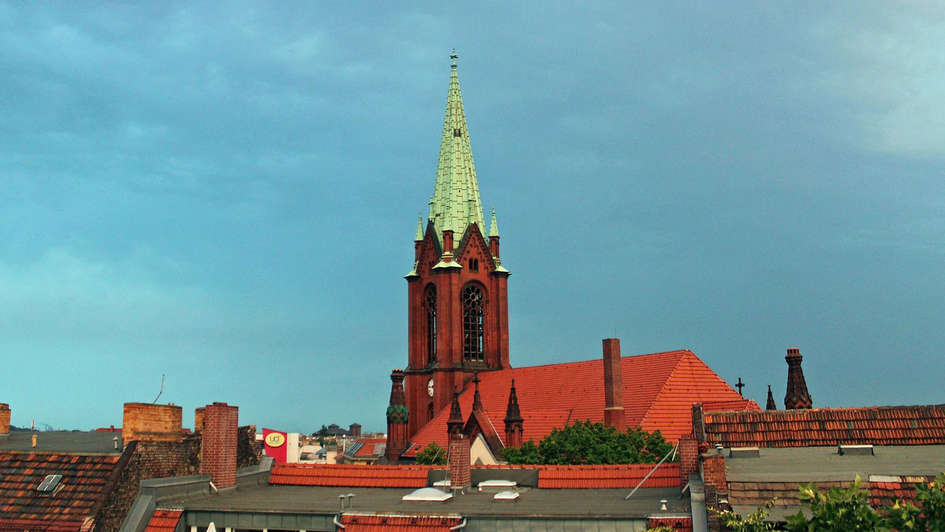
[427,51,485,248]
[403,349,759,458]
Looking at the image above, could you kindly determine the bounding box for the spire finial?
[415,214,424,241]
[450,49,458,68]
[472,372,483,412]
[489,208,499,237]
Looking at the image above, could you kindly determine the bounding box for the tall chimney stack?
[122,403,183,443]
[0,403,10,437]
[602,338,625,430]
[200,402,238,489]
[784,347,813,410]
[385,370,409,463]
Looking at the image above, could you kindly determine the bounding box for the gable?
[641,352,759,440]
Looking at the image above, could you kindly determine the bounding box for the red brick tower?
[402,51,511,440]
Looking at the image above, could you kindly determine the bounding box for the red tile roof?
[144,509,182,532]
[405,350,757,457]
[536,463,682,489]
[270,463,432,488]
[0,452,122,531]
[349,438,387,458]
[702,404,945,448]
[339,514,462,531]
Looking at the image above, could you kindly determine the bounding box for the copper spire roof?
[427,50,485,248]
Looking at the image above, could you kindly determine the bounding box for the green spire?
[428,50,485,248]
[415,214,424,241]
[489,208,499,237]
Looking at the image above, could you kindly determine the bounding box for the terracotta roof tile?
[703,404,945,448]
[339,514,462,531]
[270,464,431,488]
[0,452,122,530]
[405,350,754,457]
[144,509,182,532]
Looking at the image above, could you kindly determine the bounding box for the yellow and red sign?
[263,428,288,463]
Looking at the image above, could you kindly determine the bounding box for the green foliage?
[884,473,945,531]
[712,498,777,531]
[501,420,674,465]
[785,476,884,532]
[644,527,675,532]
[415,442,447,465]
[713,472,945,532]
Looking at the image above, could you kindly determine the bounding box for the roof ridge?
[497,349,691,373]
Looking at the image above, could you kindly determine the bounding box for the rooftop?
[0,431,123,454]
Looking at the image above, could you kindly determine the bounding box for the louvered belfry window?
[425,284,437,364]
[462,284,484,361]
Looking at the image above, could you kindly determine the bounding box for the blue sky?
[2,2,943,433]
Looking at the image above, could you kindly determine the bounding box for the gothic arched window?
[462,284,485,361]
[424,284,437,364]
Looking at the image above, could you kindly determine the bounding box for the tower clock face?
[427,378,435,397]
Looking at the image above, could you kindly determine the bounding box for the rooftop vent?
[728,447,760,458]
[478,479,517,492]
[36,474,63,493]
[493,490,519,501]
[402,487,453,502]
[838,444,874,456]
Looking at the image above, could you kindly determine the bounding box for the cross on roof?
[735,377,745,397]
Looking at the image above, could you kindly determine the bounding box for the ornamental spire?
[783,347,813,410]
[428,50,485,248]
[765,385,777,410]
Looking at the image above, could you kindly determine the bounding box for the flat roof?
[172,484,689,519]
[0,431,123,454]
[724,445,945,482]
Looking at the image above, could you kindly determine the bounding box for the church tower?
[402,52,511,439]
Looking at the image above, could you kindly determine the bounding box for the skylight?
[36,474,63,493]
[402,487,453,502]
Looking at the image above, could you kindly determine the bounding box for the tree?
[415,442,447,465]
[785,476,884,532]
[884,473,945,531]
[501,420,674,465]
[712,499,778,532]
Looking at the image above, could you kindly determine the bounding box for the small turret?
[783,348,812,410]
[504,379,524,448]
[765,385,777,410]
[447,392,464,438]
[385,370,409,462]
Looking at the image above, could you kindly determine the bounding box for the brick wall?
[200,402,238,488]
[122,403,183,443]
[95,436,201,532]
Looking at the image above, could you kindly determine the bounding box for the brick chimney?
[194,407,205,433]
[765,385,777,411]
[385,369,408,463]
[449,434,471,490]
[122,403,183,442]
[200,402,238,489]
[504,380,523,449]
[349,423,362,440]
[784,347,812,410]
[0,403,10,437]
[678,433,698,485]
[602,338,625,430]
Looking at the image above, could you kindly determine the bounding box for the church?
[385,53,759,464]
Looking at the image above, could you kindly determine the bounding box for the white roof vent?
[433,480,451,488]
[478,479,517,491]
[493,490,520,501]
[838,444,874,456]
[402,487,453,502]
